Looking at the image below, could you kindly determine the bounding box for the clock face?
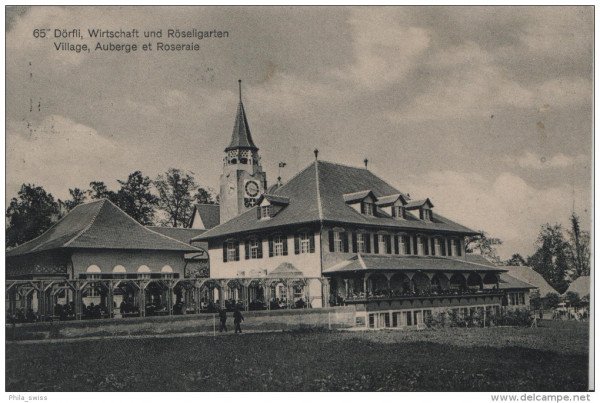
[245,180,260,197]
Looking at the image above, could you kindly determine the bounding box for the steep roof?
[6,199,201,257]
[195,160,477,241]
[498,273,537,290]
[499,266,558,297]
[322,254,503,274]
[147,226,206,244]
[225,101,258,151]
[564,276,590,297]
[190,204,220,229]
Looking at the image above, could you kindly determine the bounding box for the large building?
[193,84,532,328]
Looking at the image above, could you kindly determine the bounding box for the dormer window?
[260,205,271,219]
[420,208,432,221]
[392,205,405,219]
[362,202,374,216]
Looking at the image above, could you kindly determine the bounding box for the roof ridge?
[7,200,103,254]
[82,199,201,250]
[273,160,316,194]
[63,199,107,248]
[315,160,323,220]
[442,256,498,269]
[145,227,203,249]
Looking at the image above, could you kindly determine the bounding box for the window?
[334,231,343,252]
[227,241,237,261]
[250,238,259,259]
[451,238,460,256]
[357,233,365,253]
[261,205,271,219]
[403,235,411,255]
[393,206,405,218]
[421,208,432,221]
[378,235,386,254]
[84,287,101,297]
[362,202,374,216]
[417,236,424,255]
[519,292,525,305]
[434,238,442,256]
[274,235,284,256]
[300,232,310,254]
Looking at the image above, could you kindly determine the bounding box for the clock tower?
[219,81,267,224]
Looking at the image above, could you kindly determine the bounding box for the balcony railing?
[341,288,503,304]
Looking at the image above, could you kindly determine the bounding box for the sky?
[5,6,593,259]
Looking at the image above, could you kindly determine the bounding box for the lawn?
[5,320,589,392]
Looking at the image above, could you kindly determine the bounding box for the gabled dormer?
[256,194,289,220]
[343,190,378,217]
[405,198,434,221]
[375,193,407,219]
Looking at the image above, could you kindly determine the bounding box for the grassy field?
[5,320,589,392]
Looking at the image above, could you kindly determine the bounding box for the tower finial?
[238,79,242,102]
[364,158,369,169]
[314,149,319,160]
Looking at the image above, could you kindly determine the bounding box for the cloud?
[401,170,589,259]
[6,115,130,202]
[504,152,588,169]
[332,8,431,89]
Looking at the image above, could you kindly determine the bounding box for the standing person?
[234,307,244,333]
[218,307,228,332]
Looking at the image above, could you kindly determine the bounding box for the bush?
[494,308,532,327]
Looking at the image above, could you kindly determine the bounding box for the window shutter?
[222,242,228,263]
[257,206,261,219]
[424,238,429,255]
[329,231,335,252]
[361,202,365,214]
[343,232,349,253]
[268,236,274,257]
[457,240,462,256]
[373,235,379,254]
[245,239,250,260]
[309,232,315,253]
[401,207,405,219]
[235,241,240,261]
[294,234,300,255]
[352,232,357,253]
[257,237,263,258]
[394,235,399,254]
[431,238,436,256]
[392,206,396,217]
[282,235,288,256]
[413,235,418,255]
[447,239,452,256]
[386,235,392,254]
[441,239,446,256]
[419,208,423,220]
[365,234,371,253]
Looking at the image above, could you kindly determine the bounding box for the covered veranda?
[6,271,323,323]
[322,254,505,306]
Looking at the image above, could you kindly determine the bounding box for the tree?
[59,188,87,213]
[115,171,158,225]
[505,253,527,266]
[6,184,60,247]
[87,181,118,202]
[155,168,198,227]
[194,187,218,205]
[567,213,590,280]
[564,291,580,309]
[528,224,570,294]
[465,231,503,264]
[544,292,561,309]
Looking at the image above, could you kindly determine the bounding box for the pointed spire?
[225,80,258,152]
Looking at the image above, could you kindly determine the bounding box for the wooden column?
[168,282,174,316]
